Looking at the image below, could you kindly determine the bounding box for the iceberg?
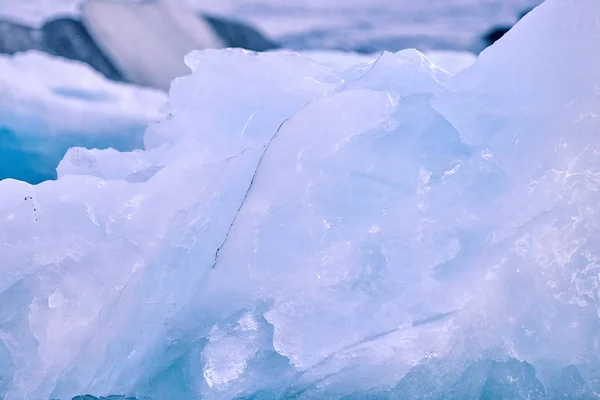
[0,0,599,399]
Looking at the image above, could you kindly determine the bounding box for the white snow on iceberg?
[0,0,599,399]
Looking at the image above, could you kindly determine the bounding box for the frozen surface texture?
[0,51,167,183]
[295,49,477,75]
[1,0,599,399]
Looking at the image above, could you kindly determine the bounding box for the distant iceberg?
[1,0,599,399]
[0,0,279,90]
[81,0,278,90]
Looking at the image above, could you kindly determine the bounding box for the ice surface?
[1,0,600,399]
[296,49,477,75]
[0,1,278,90]
[0,51,167,183]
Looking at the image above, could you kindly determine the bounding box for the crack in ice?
[210,52,387,270]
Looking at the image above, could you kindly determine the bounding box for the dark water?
[0,127,60,183]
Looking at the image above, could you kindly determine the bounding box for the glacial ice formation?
[0,51,167,183]
[1,0,600,399]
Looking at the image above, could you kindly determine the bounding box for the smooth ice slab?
[1,0,600,399]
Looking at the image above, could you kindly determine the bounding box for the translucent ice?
[1,0,599,399]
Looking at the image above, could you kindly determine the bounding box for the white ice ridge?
[1,0,600,399]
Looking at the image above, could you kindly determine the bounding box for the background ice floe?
[297,49,477,75]
[1,0,600,399]
[0,51,167,183]
[0,0,541,53]
[0,0,516,92]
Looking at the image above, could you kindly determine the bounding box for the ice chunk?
[0,51,166,183]
[1,0,600,399]
[2,47,467,400]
